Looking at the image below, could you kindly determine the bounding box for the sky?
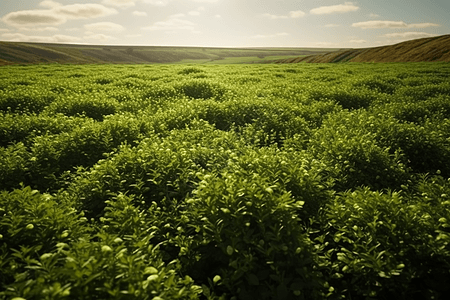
[0,0,448,48]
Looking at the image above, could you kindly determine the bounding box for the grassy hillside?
[274,34,450,63]
[0,42,340,65]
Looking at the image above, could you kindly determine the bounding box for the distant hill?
[0,42,341,65]
[274,34,450,63]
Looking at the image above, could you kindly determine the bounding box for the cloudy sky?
[0,0,448,48]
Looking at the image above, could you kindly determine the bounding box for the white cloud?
[2,10,67,27]
[324,24,340,28]
[262,13,288,20]
[143,0,172,6]
[215,15,221,18]
[19,26,59,32]
[84,33,116,42]
[1,32,82,43]
[84,22,125,32]
[263,10,305,19]
[251,32,289,39]
[353,20,407,28]
[126,34,142,37]
[2,4,117,27]
[133,11,148,16]
[408,23,440,28]
[349,39,367,44]
[369,13,380,18]
[57,4,117,19]
[289,10,306,18]
[0,28,10,32]
[102,0,137,8]
[142,14,195,31]
[380,32,437,39]
[352,20,440,29]
[39,1,62,8]
[310,2,359,15]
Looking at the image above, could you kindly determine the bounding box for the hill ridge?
[0,42,339,65]
[273,34,450,63]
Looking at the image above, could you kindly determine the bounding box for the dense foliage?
[1,62,450,299]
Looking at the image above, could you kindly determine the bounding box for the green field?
[1,62,450,299]
[0,42,340,65]
[172,55,308,64]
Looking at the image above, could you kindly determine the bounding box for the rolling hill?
[0,42,340,65]
[273,34,450,63]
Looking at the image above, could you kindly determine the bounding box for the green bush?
[385,95,450,123]
[309,112,408,191]
[0,113,86,147]
[44,94,118,121]
[374,119,450,176]
[175,79,229,100]
[63,136,201,218]
[0,89,56,114]
[183,170,325,299]
[0,187,89,290]
[0,143,31,190]
[195,99,313,146]
[353,76,401,94]
[316,183,450,299]
[397,83,450,101]
[20,117,144,191]
[178,67,205,75]
[0,190,201,300]
[308,86,378,110]
[221,147,333,219]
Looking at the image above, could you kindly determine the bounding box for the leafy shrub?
[94,77,114,85]
[385,94,450,123]
[0,143,31,190]
[142,84,180,102]
[24,117,144,191]
[308,86,378,110]
[1,191,201,300]
[45,94,118,121]
[175,79,229,100]
[397,83,450,101]
[0,113,86,147]
[339,110,450,176]
[178,67,205,75]
[353,76,401,94]
[374,119,450,176]
[317,183,450,299]
[114,77,150,89]
[221,146,333,219]
[183,170,325,299]
[195,99,313,146]
[0,89,56,113]
[0,187,89,290]
[63,136,202,218]
[309,112,409,191]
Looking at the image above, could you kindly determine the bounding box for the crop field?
[172,55,308,65]
[1,62,450,299]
